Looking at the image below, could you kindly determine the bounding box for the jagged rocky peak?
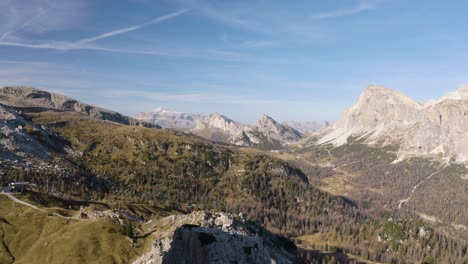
[204,113,244,134]
[317,85,426,146]
[256,114,279,129]
[353,84,422,110]
[315,84,468,164]
[255,114,302,143]
[133,211,296,264]
[135,108,305,149]
[256,115,282,133]
[209,113,236,126]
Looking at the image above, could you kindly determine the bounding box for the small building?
[8,182,29,193]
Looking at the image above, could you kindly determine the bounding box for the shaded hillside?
[21,110,355,237]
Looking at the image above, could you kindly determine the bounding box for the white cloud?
[221,36,279,49]
[0,8,189,51]
[176,0,380,40]
[105,89,281,104]
[0,0,85,37]
[78,9,190,44]
[0,60,93,90]
[0,40,276,63]
[310,1,378,20]
[236,40,278,49]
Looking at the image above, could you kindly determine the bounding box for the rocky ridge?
[315,84,468,164]
[193,114,302,149]
[136,108,303,149]
[0,86,155,128]
[133,211,296,264]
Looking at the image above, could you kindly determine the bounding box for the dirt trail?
[398,170,441,209]
[0,193,81,221]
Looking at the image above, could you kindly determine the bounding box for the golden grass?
[0,195,142,264]
[319,173,356,196]
[295,232,339,248]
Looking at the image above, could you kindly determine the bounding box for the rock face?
[316,84,468,163]
[255,115,302,144]
[0,86,155,128]
[136,109,303,149]
[192,113,246,143]
[133,211,296,264]
[193,114,302,149]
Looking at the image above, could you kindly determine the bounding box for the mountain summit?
[315,84,468,163]
[256,115,302,144]
[192,113,302,149]
[136,109,303,149]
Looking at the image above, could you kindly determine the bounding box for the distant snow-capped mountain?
[134,108,209,131]
[135,109,303,149]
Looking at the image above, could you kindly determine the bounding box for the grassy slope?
[0,195,137,264]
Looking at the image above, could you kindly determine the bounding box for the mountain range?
[0,86,466,264]
[295,84,468,236]
[135,108,325,150]
[134,108,208,131]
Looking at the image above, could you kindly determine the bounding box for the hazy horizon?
[2,0,468,123]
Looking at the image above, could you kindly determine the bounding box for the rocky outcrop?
[0,103,70,162]
[315,84,468,163]
[133,211,296,264]
[0,86,156,128]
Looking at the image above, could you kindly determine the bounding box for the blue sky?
[1,0,468,123]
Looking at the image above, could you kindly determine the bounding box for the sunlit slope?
[0,195,138,264]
